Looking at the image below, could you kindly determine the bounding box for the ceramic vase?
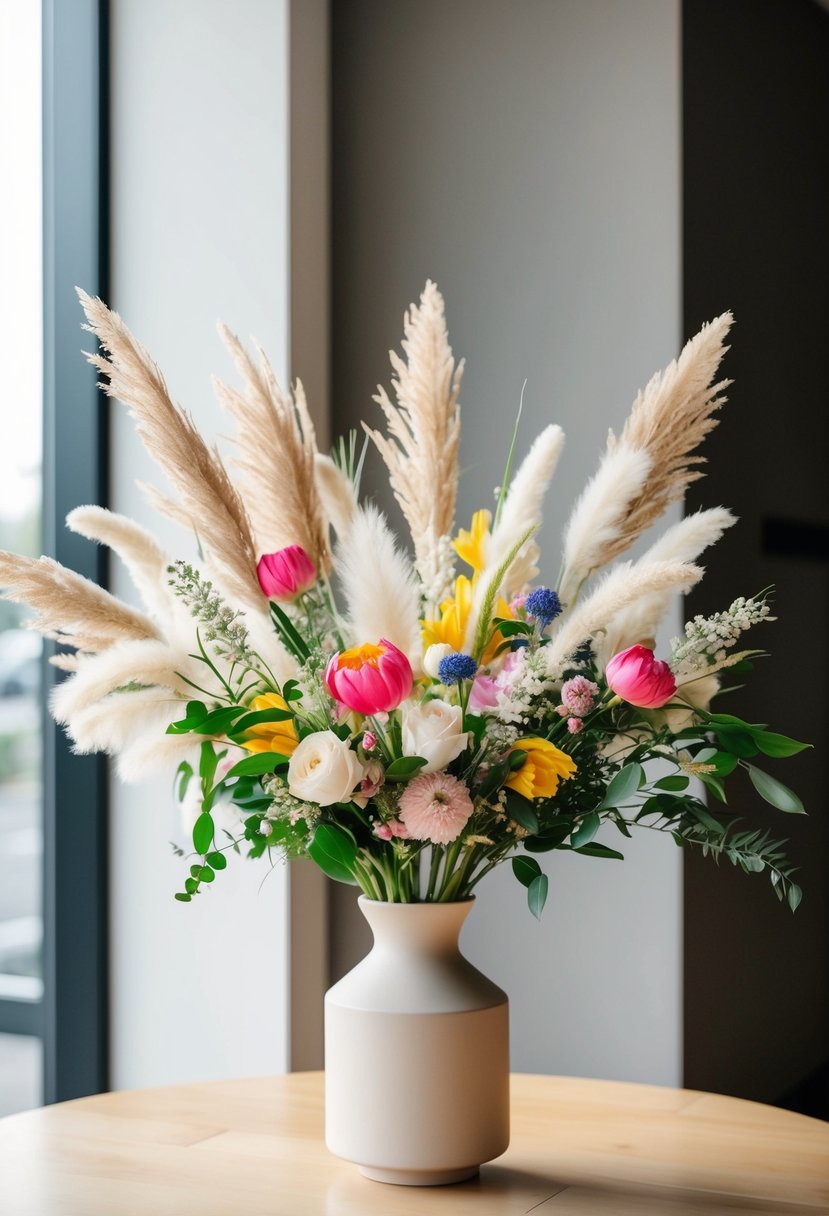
[324,895,509,1186]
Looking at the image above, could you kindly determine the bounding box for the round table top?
[1,1071,827,1215]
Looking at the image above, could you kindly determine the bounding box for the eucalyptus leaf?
[206,851,228,871]
[570,811,599,850]
[504,791,539,834]
[512,855,542,888]
[787,883,803,912]
[597,763,644,810]
[192,812,214,856]
[527,873,548,920]
[574,842,624,860]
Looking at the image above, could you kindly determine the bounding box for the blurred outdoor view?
[0,0,44,1114]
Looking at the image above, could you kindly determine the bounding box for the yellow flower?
[421,571,515,667]
[422,574,474,652]
[240,692,298,756]
[506,737,577,800]
[454,509,491,573]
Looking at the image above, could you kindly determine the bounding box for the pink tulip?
[605,644,677,709]
[325,639,413,716]
[256,545,317,601]
[468,674,499,712]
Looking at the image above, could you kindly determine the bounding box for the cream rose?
[401,699,469,774]
[288,731,365,806]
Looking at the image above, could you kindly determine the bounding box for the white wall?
[332,0,683,1085]
[109,0,291,1088]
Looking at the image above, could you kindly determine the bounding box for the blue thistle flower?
[525,587,562,630]
[437,651,478,685]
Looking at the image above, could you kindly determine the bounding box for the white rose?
[288,731,365,806]
[423,643,453,680]
[401,699,469,774]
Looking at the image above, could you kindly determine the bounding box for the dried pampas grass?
[66,505,170,622]
[0,550,157,654]
[77,290,263,617]
[545,559,703,675]
[315,453,357,541]
[335,505,422,663]
[559,313,732,602]
[487,424,564,599]
[215,326,329,570]
[365,282,463,609]
[596,507,736,663]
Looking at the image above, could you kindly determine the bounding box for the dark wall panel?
[683,0,829,1113]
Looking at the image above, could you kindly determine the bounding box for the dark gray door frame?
[41,0,109,1103]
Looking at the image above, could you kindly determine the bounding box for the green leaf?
[472,524,537,660]
[192,812,214,855]
[269,601,310,661]
[199,741,220,794]
[224,752,289,780]
[574,842,624,860]
[753,731,811,758]
[654,775,690,793]
[184,877,198,894]
[174,892,192,902]
[206,851,227,871]
[197,865,215,883]
[512,855,542,888]
[687,801,725,833]
[695,748,739,777]
[570,811,599,849]
[308,823,358,885]
[717,729,758,759]
[228,707,294,736]
[167,701,207,734]
[281,679,304,702]
[527,873,548,920]
[597,763,644,809]
[384,756,428,781]
[698,773,727,804]
[508,749,527,771]
[523,822,572,853]
[504,790,539,834]
[787,883,803,912]
[747,766,806,814]
[493,620,533,638]
[475,761,510,799]
[176,761,194,802]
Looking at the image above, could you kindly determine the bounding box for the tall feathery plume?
[0,550,157,655]
[214,325,330,570]
[486,424,565,599]
[559,313,733,604]
[545,560,703,676]
[335,505,422,664]
[597,508,736,664]
[66,505,171,622]
[76,290,264,618]
[50,638,201,724]
[315,453,357,542]
[364,281,463,612]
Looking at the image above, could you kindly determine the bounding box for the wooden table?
[1,1072,827,1214]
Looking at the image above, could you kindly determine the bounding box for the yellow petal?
[453,509,492,573]
[240,692,298,756]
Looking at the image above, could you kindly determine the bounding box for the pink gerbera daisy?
[398,772,474,845]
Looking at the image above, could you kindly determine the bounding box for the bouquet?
[0,284,808,917]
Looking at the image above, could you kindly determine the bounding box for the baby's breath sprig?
[671,590,774,673]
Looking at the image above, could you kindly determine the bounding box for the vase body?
[324,895,509,1186]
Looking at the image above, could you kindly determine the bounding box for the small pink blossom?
[360,760,385,798]
[567,717,584,734]
[373,818,409,841]
[256,545,317,601]
[398,772,474,845]
[362,730,377,752]
[560,675,599,717]
[468,674,499,712]
[509,593,527,613]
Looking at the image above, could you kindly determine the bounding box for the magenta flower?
[373,818,410,841]
[257,545,317,601]
[605,644,677,709]
[398,772,474,845]
[560,675,599,717]
[324,639,414,716]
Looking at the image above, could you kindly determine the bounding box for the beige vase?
[324,895,510,1186]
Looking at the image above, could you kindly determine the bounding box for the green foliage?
[307,824,358,885]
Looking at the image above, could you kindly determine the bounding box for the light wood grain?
[1,1072,827,1215]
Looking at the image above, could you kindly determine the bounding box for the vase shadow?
[323,1163,567,1213]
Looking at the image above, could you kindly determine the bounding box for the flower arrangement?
[0,284,808,916]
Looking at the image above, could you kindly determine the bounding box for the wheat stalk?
[364,281,463,608]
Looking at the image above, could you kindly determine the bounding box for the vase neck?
[357,897,473,957]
